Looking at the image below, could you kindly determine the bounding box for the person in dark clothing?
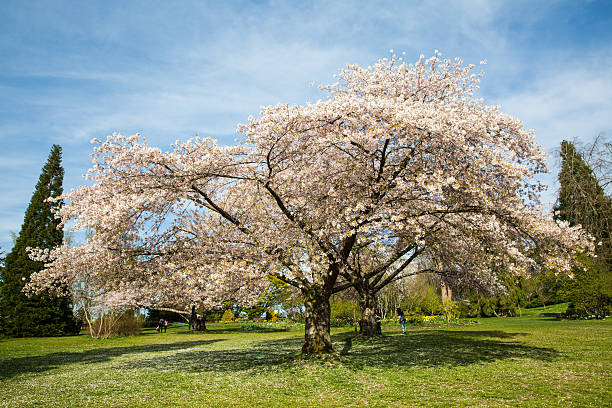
[159,318,166,333]
[397,308,406,335]
[375,309,382,334]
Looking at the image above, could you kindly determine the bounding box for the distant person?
[163,319,168,333]
[397,308,406,335]
[188,314,193,331]
[159,318,165,333]
[375,309,382,334]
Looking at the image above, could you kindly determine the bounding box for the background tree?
[0,145,78,337]
[29,52,591,354]
[555,140,612,317]
[242,276,298,320]
[557,140,611,263]
[582,133,611,194]
[522,269,568,308]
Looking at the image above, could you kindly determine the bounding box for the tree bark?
[301,288,334,355]
[358,290,378,337]
[193,307,207,331]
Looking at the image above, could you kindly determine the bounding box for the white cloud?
[493,52,612,204]
[496,53,612,150]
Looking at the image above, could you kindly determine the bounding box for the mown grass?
[1,304,610,407]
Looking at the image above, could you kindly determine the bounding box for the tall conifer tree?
[0,145,78,336]
[555,140,611,316]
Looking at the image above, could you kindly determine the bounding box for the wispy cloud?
[497,57,612,146]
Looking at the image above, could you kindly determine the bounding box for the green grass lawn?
[1,304,610,407]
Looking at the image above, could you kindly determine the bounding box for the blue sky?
[1,0,611,252]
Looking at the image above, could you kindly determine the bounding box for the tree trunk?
[302,289,333,355]
[441,281,452,303]
[358,291,378,337]
[193,308,207,331]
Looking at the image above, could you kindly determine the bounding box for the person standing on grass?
[188,314,193,331]
[397,308,406,335]
[159,318,165,333]
[375,309,382,335]
[163,319,168,333]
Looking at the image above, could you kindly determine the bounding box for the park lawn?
[0,304,610,408]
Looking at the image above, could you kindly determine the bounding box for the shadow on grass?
[115,336,304,372]
[204,326,294,334]
[1,329,559,378]
[0,340,222,380]
[133,327,293,336]
[336,330,554,369]
[116,329,558,373]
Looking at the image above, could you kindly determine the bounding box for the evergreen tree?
[555,140,612,317]
[557,141,611,263]
[0,145,78,336]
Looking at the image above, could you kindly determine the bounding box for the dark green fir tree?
[555,140,612,317]
[0,145,78,336]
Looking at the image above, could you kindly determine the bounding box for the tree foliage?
[457,273,527,318]
[555,140,612,317]
[0,145,78,336]
[556,140,611,264]
[220,309,235,323]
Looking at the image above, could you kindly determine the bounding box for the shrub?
[264,309,277,321]
[112,312,144,336]
[220,309,235,323]
[525,298,545,309]
[442,300,459,323]
[330,318,352,327]
[457,298,479,318]
[400,277,442,315]
[405,311,424,324]
[563,255,612,319]
[421,287,442,315]
[479,296,497,317]
[330,297,356,326]
[246,306,266,320]
[207,310,223,322]
[88,310,143,339]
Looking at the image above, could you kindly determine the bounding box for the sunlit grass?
[1,304,610,407]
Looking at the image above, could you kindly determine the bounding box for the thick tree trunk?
[196,313,207,331]
[358,291,379,337]
[192,307,207,331]
[302,289,334,355]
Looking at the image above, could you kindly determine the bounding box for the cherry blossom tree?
[28,196,268,332]
[28,51,591,354]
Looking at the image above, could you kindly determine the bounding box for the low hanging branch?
[148,307,191,322]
